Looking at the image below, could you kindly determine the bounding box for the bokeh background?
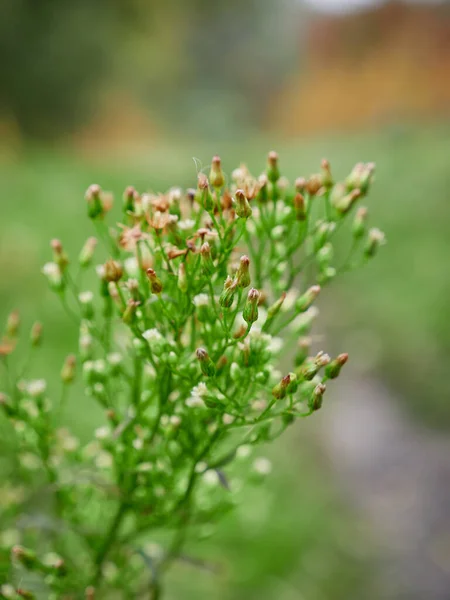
[1,0,450,598]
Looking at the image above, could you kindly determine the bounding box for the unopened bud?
[325,353,349,379]
[146,268,163,294]
[352,207,368,239]
[85,184,103,220]
[85,586,96,600]
[266,151,280,183]
[266,292,286,321]
[236,255,251,288]
[243,288,260,325]
[12,545,37,570]
[209,155,225,189]
[200,242,214,275]
[295,336,311,366]
[79,237,97,268]
[177,262,188,293]
[296,358,319,381]
[256,174,269,203]
[346,162,375,195]
[295,285,320,313]
[122,299,140,324]
[78,291,95,319]
[6,310,20,337]
[314,351,331,367]
[196,174,214,212]
[272,374,291,400]
[310,383,326,411]
[305,174,322,196]
[196,348,216,377]
[295,177,307,193]
[61,354,76,384]
[123,186,138,213]
[365,228,386,258]
[104,260,123,283]
[286,372,299,394]
[219,276,237,308]
[293,193,306,220]
[17,589,36,599]
[42,262,63,291]
[317,243,333,269]
[320,158,333,188]
[51,239,69,271]
[235,189,252,219]
[334,188,362,215]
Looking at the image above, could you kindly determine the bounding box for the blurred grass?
[0,122,448,596]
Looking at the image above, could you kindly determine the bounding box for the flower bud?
[293,193,306,220]
[256,173,269,203]
[51,239,69,271]
[266,292,286,321]
[200,242,214,276]
[296,358,318,381]
[314,221,335,251]
[314,351,331,367]
[352,207,368,239]
[17,589,36,599]
[266,151,280,184]
[146,268,163,294]
[42,262,63,291]
[346,162,375,195]
[11,545,38,570]
[61,354,76,384]
[6,310,20,337]
[295,177,307,193]
[209,155,225,189]
[219,276,237,308]
[243,288,260,325]
[78,291,95,319]
[286,372,298,394]
[196,174,214,212]
[123,186,138,213]
[320,158,333,189]
[235,189,252,219]
[325,353,349,379]
[310,383,326,411]
[177,262,188,293]
[295,285,321,313]
[104,260,123,283]
[295,336,311,366]
[122,299,140,325]
[79,237,97,268]
[272,374,291,400]
[364,228,386,258]
[317,243,333,269]
[85,184,103,219]
[305,174,322,196]
[196,348,216,377]
[334,188,362,215]
[0,393,15,417]
[235,255,251,288]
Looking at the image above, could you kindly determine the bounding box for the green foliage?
[0,152,382,598]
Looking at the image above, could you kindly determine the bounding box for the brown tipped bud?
[243,288,260,325]
[12,545,37,570]
[293,193,306,220]
[263,292,286,331]
[122,299,140,324]
[85,184,103,219]
[235,189,252,219]
[146,268,163,294]
[196,174,214,212]
[256,174,269,203]
[267,151,280,183]
[325,353,349,379]
[104,260,123,283]
[320,158,333,188]
[364,228,386,258]
[352,207,368,239]
[61,354,76,384]
[79,237,97,267]
[295,177,307,192]
[209,155,225,189]
[219,275,237,308]
[346,162,375,195]
[236,255,251,288]
[51,239,69,271]
[305,174,322,196]
[200,242,214,275]
[178,262,188,293]
[123,185,138,213]
[6,310,20,337]
[17,589,36,600]
[85,587,96,600]
[295,285,321,313]
[310,383,326,411]
[196,347,216,377]
[272,374,291,400]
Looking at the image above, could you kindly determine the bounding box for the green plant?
[0,153,384,599]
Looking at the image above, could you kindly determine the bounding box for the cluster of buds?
[0,152,384,598]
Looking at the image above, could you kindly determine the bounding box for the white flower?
[268,336,283,354]
[95,264,106,279]
[27,379,46,398]
[1,584,16,598]
[253,457,272,476]
[78,291,94,304]
[95,426,110,440]
[195,461,207,473]
[95,452,113,469]
[22,400,39,418]
[202,470,219,486]
[42,262,61,286]
[193,294,209,307]
[178,219,195,231]
[137,462,153,472]
[369,227,386,244]
[222,413,235,425]
[124,257,139,276]
[132,438,144,450]
[107,352,122,366]
[236,445,251,459]
[142,328,163,343]
[20,452,41,470]
[185,395,205,408]
[170,415,181,427]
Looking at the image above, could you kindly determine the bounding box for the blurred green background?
[1,0,450,598]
